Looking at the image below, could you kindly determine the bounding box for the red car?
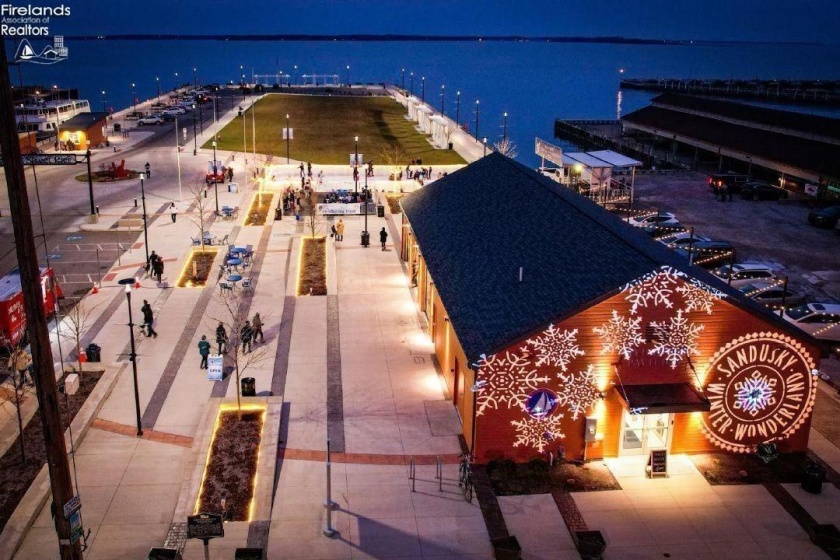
[205,160,227,184]
[0,268,63,348]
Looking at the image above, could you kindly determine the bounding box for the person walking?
[299,162,305,178]
[198,335,211,369]
[307,162,312,177]
[145,162,151,178]
[336,219,345,241]
[228,167,234,181]
[140,299,158,338]
[170,202,178,223]
[216,323,228,354]
[252,313,264,343]
[379,227,388,251]
[147,250,158,278]
[240,320,253,354]
[153,255,164,284]
[7,348,32,385]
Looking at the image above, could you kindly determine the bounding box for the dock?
[620,78,840,107]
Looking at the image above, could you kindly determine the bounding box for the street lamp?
[174,71,179,92]
[140,174,150,268]
[421,76,425,103]
[293,65,298,86]
[101,90,106,113]
[440,84,445,114]
[455,91,460,126]
[346,65,351,86]
[286,114,290,164]
[131,82,136,112]
[483,137,488,157]
[361,167,369,247]
[409,72,414,95]
[353,136,359,193]
[212,140,219,213]
[192,111,198,155]
[155,77,160,102]
[240,65,245,100]
[474,99,480,140]
[503,112,508,142]
[401,68,405,90]
[193,67,198,89]
[118,278,144,436]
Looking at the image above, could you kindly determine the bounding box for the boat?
[15,96,91,136]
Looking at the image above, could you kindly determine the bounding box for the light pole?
[175,116,182,201]
[240,65,245,100]
[174,71,178,92]
[101,90,106,113]
[155,77,160,102]
[503,112,508,142]
[119,279,143,436]
[131,82,136,112]
[421,76,425,103]
[212,140,219,213]
[193,67,198,89]
[346,65,351,86]
[286,113,290,164]
[409,72,414,95]
[440,84,445,114]
[192,111,197,155]
[353,136,359,193]
[455,91,460,126]
[361,168,369,247]
[401,68,405,90]
[293,65,298,86]
[140,175,150,267]
[474,99,480,140]
[483,137,488,157]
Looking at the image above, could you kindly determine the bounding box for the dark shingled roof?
[61,112,109,129]
[402,153,694,363]
[652,93,840,141]
[623,106,840,178]
[401,153,816,363]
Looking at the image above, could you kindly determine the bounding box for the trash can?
[448,142,453,150]
[361,231,370,247]
[241,377,256,397]
[274,207,283,221]
[228,182,239,193]
[113,123,121,133]
[86,343,101,363]
[802,461,826,494]
[377,205,385,218]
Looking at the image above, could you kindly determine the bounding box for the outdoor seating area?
[219,205,240,220]
[193,233,229,246]
[323,189,361,204]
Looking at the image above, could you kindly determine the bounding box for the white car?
[659,232,712,249]
[783,303,840,343]
[629,212,679,228]
[163,106,186,115]
[711,263,779,289]
[137,115,163,125]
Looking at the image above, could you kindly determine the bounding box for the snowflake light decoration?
[558,365,600,420]
[522,325,584,371]
[733,370,777,417]
[593,310,644,359]
[676,279,725,315]
[648,309,704,368]
[510,414,565,453]
[474,352,551,416]
[622,266,685,314]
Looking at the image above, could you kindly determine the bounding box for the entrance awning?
[617,383,711,414]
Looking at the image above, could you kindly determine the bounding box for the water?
[15,39,840,168]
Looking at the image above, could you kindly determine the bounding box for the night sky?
[42,0,840,44]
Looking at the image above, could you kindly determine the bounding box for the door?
[619,411,672,456]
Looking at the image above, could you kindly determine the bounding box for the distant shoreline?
[61,34,818,47]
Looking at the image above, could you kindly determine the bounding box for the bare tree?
[2,341,36,463]
[303,189,323,239]
[207,294,269,417]
[379,143,408,181]
[493,138,518,159]
[444,125,455,149]
[58,298,100,376]
[184,182,216,253]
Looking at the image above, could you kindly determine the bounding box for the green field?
[207,94,466,165]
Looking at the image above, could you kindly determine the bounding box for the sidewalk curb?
[0,363,123,560]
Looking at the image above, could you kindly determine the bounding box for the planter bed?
[0,370,104,533]
[196,407,265,521]
[177,249,219,288]
[298,237,327,296]
[690,451,810,485]
[245,193,273,226]
[385,194,403,214]
[487,458,620,495]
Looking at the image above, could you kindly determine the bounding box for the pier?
[620,78,840,107]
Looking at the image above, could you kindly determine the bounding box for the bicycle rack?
[409,457,416,492]
[435,456,442,492]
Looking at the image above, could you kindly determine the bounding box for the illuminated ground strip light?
[814,322,840,336]
[694,250,734,265]
[194,404,266,521]
[176,248,220,288]
[741,279,786,298]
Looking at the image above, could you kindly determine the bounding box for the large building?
[400,153,821,464]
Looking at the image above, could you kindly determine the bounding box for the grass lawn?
[208,93,466,165]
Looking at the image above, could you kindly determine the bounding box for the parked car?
[738,281,805,309]
[674,241,735,268]
[740,181,788,201]
[137,115,164,126]
[629,212,679,228]
[783,303,840,343]
[151,102,167,110]
[160,113,176,122]
[641,223,684,238]
[711,263,779,289]
[658,232,712,249]
[808,206,840,228]
[125,111,146,120]
[163,106,186,115]
[709,173,750,195]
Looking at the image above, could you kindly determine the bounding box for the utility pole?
[0,40,82,560]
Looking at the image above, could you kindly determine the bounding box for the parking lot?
[631,171,840,304]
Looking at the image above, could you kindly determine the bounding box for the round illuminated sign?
[524,389,559,418]
[702,332,816,453]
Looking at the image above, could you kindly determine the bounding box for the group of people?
[330,219,345,241]
[197,314,265,369]
[146,251,165,284]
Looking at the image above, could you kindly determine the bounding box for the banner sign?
[207,355,224,381]
[535,138,563,167]
[317,203,362,215]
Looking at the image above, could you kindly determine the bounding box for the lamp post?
[192,111,198,156]
[193,67,198,89]
[101,90,106,113]
[353,136,359,193]
[131,82,136,112]
[119,279,144,436]
[502,112,508,142]
[409,72,414,95]
[175,116,182,201]
[155,77,160,102]
[455,90,460,126]
[401,68,405,91]
[174,71,179,92]
[440,84,445,114]
[293,65,298,86]
[361,168,369,247]
[240,65,245,100]
[140,175,150,267]
[421,76,425,103]
[52,84,57,101]
[212,140,219,213]
[474,99,480,140]
[286,113,290,164]
[483,137,488,156]
[346,65,351,86]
